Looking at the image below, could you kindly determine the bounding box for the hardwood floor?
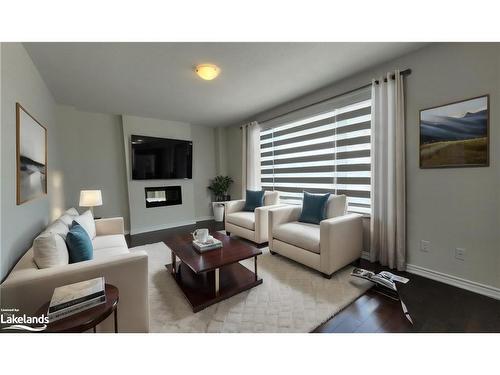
[128,220,500,333]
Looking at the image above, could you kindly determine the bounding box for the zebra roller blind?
[260,87,372,214]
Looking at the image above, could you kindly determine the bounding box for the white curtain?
[370,70,406,271]
[241,121,261,197]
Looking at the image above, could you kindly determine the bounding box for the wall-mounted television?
[131,134,192,180]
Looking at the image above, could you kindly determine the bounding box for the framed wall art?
[16,103,48,204]
[419,95,489,168]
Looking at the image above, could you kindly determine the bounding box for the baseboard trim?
[406,263,500,300]
[130,220,196,235]
[196,216,214,222]
[361,251,370,260]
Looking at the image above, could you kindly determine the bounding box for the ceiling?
[24,43,425,127]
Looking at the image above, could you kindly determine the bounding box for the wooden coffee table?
[164,232,262,312]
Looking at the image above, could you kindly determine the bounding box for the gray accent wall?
[55,105,130,228]
[1,43,66,280]
[228,43,500,290]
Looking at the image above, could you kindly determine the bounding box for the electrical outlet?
[420,240,430,252]
[455,247,466,261]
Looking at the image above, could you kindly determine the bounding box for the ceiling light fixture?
[195,64,220,81]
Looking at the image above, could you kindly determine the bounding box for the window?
[259,88,371,214]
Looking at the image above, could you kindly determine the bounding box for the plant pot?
[212,202,225,222]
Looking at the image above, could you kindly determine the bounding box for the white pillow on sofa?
[46,219,70,239]
[73,210,96,239]
[58,208,79,226]
[33,232,69,269]
[65,207,79,217]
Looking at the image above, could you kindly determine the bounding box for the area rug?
[130,241,371,333]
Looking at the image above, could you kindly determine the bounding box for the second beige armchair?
[268,195,363,278]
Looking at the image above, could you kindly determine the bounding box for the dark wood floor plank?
[129,220,500,333]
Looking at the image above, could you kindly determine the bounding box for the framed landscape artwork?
[16,103,47,205]
[420,95,489,168]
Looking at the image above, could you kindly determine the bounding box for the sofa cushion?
[92,234,128,251]
[226,211,256,230]
[243,189,265,212]
[273,221,320,254]
[33,232,69,269]
[92,235,129,259]
[73,210,96,239]
[93,246,130,259]
[299,192,330,225]
[66,223,94,263]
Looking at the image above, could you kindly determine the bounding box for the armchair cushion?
[273,221,320,254]
[226,211,255,230]
[264,190,280,206]
[325,194,347,219]
[243,189,265,212]
[298,192,330,224]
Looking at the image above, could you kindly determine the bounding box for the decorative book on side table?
[48,277,106,322]
[36,282,119,333]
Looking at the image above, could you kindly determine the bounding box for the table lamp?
[79,190,103,216]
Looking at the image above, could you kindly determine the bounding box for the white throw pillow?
[46,219,70,239]
[59,214,74,227]
[74,210,96,239]
[33,232,69,269]
[65,207,79,217]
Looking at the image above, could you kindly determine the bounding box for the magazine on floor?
[351,268,413,324]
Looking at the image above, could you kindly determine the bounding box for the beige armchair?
[268,195,363,278]
[225,191,283,244]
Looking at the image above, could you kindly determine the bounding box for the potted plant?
[208,175,233,202]
[208,176,233,222]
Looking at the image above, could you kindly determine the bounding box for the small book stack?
[48,277,106,322]
[193,236,223,253]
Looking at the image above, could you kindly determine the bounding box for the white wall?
[230,43,500,291]
[122,114,196,234]
[192,125,217,220]
[1,43,65,280]
[55,105,130,228]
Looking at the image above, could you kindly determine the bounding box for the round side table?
[36,283,119,333]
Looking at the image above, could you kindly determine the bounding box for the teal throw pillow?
[66,221,93,263]
[243,190,265,212]
[298,191,330,225]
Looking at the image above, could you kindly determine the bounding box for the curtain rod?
[245,68,411,126]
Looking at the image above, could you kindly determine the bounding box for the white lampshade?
[79,190,103,207]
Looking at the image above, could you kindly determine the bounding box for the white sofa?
[268,195,363,278]
[0,216,149,333]
[225,191,283,244]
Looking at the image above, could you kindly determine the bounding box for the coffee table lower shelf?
[165,262,262,312]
